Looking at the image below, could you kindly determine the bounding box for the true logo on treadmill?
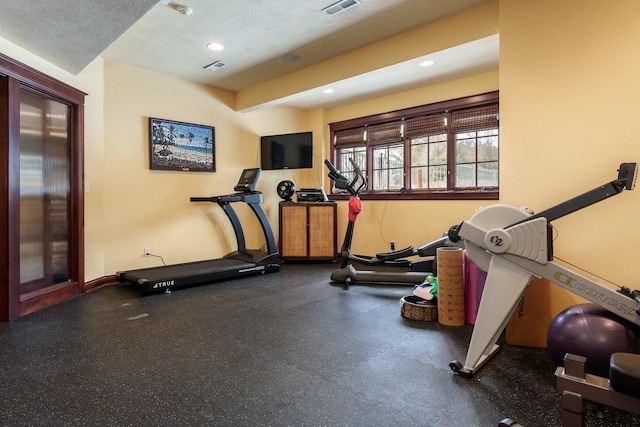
[153,280,175,289]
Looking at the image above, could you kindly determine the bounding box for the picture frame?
[149,117,215,172]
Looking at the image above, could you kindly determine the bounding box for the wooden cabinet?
[279,202,337,261]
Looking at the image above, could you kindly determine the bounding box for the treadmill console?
[234,168,261,193]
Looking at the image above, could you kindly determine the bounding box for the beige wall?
[78,59,106,282]
[101,65,497,275]
[102,62,325,273]
[500,0,640,296]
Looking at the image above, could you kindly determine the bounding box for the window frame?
[329,91,499,201]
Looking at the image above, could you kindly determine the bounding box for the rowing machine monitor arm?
[448,162,640,378]
[449,163,638,244]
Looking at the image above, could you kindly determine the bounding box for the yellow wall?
[101,66,497,274]
[78,59,107,282]
[102,62,324,273]
[500,0,640,294]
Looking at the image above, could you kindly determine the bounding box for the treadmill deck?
[117,256,279,293]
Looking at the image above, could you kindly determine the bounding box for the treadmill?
[116,168,281,293]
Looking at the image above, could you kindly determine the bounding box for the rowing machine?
[448,162,640,378]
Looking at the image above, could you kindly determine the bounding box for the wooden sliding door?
[0,54,85,320]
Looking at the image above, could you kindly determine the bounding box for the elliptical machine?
[325,158,451,288]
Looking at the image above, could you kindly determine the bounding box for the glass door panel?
[19,90,71,295]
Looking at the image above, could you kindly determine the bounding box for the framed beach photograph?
[149,117,215,172]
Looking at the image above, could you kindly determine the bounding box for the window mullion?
[366,144,373,192]
[403,134,410,191]
[446,111,455,190]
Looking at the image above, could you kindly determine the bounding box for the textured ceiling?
[0,0,497,110]
[0,0,159,74]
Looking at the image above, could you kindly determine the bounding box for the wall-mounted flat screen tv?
[260,131,313,170]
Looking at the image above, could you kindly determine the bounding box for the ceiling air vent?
[322,0,360,16]
[204,60,227,71]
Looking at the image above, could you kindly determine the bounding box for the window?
[334,126,367,185]
[330,92,499,200]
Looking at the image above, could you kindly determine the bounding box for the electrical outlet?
[144,247,151,256]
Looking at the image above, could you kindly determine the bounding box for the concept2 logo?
[489,235,503,247]
[553,272,636,316]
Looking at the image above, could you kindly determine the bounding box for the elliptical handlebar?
[324,158,367,196]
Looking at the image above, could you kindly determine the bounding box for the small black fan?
[277,180,295,201]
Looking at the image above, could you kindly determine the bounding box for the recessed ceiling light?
[323,89,334,94]
[207,42,224,51]
[420,60,434,67]
[176,5,193,16]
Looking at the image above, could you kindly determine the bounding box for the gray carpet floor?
[0,262,638,426]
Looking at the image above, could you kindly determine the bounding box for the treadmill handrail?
[190,191,276,256]
[190,196,216,202]
[190,191,263,204]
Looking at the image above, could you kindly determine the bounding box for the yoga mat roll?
[437,247,465,326]
[464,249,487,325]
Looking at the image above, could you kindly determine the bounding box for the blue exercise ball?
[547,303,640,377]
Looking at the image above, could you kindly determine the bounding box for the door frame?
[0,53,85,321]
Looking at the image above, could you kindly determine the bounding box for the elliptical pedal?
[375,246,414,261]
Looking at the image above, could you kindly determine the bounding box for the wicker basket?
[400,295,438,321]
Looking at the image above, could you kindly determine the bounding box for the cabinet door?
[280,204,308,257]
[308,205,335,258]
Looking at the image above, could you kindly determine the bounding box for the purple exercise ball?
[547,303,640,377]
